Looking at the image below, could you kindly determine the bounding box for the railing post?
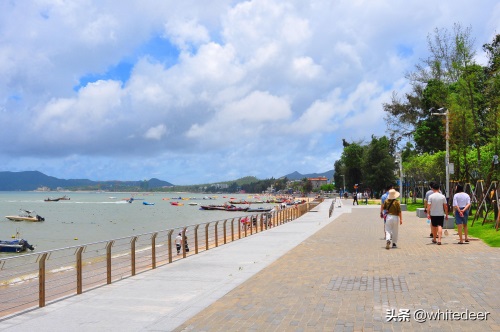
[182,227,188,258]
[238,218,242,239]
[249,215,254,235]
[194,225,200,254]
[244,218,248,237]
[106,241,114,284]
[205,223,210,251]
[223,219,228,244]
[167,230,174,263]
[131,236,137,276]
[38,253,48,307]
[215,221,220,247]
[231,218,235,241]
[151,233,158,269]
[76,247,84,294]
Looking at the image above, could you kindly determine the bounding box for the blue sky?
[0,0,499,185]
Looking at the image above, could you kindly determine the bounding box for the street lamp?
[431,107,449,199]
[396,152,403,199]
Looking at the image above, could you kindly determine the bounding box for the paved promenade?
[176,202,499,331]
[1,199,499,331]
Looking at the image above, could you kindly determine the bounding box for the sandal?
[464,239,469,242]
[432,239,437,244]
[437,242,442,245]
[458,242,464,244]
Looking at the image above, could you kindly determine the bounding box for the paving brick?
[175,205,500,331]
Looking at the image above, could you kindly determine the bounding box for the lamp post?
[431,107,449,199]
[396,152,403,199]
[341,174,346,194]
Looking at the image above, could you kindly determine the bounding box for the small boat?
[142,201,155,205]
[58,195,70,200]
[188,202,198,206]
[0,239,35,253]
[247,207,272,212]
[5,210,45,222]
[225,206,249,212]
[200,205,226,210]
[170,202,184,206]
[44,197,60,202]
[229,200,251,204]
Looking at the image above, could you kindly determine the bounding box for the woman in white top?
[452,184,471,244]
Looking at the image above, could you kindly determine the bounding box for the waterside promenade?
[1,200,499,331]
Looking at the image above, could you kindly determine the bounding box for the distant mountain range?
[281,170,333,181]
[0,171,174,191]
[0,170,333,191]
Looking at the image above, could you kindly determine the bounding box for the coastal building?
[308,177,328,190]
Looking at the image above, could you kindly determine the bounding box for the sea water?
[0,191,270,255]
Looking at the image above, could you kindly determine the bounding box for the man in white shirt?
[424,181,435,238]
[427,183,448,245]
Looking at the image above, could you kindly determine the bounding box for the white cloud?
[0,0,498,184]
[144,124,168,140]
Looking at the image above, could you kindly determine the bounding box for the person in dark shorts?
[426,183,448,245]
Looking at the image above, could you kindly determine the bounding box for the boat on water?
[247,207,272,212]
[170,202,184,206]
[5,209,45,222]
[0,239,35,253]
[188,202,198,206]
[225,206,249,212]
[200,205,226,210]
[142,201,155,206]
[58,195,70,200]
[200,205,249,212]
[44,197,60,202]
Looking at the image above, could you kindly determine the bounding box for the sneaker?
[386,240,391,250]
[392,243,397,248]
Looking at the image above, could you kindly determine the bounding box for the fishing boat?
[247,207,272,212]
[5,209,45,222]
[44,197,60,202]
[0,239,35,253]
[224,206,249,212]
[200,205,226,210]
[58,195,70,200]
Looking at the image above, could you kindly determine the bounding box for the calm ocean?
[0,191,270,255]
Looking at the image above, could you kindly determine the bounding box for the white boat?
[5,209,45,222]
[188,202,198,206]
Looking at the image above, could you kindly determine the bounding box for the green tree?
[340,143,365,191]
[362,136,396,196]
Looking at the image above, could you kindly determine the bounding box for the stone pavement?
[175,202,500,331]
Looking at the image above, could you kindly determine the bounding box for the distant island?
[0,171,173,191]
[0,170,333,192]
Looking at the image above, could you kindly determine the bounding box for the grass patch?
[466,220,500,247]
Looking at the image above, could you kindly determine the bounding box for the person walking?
[382,189,402,249]
[175,232,182,255]
[380,184,393,236]
[353,192,358,205]
[424,181,435,238]
[427,183,448,245]
[453,184,471,244]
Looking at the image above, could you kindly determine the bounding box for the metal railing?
[0,201,316,319]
